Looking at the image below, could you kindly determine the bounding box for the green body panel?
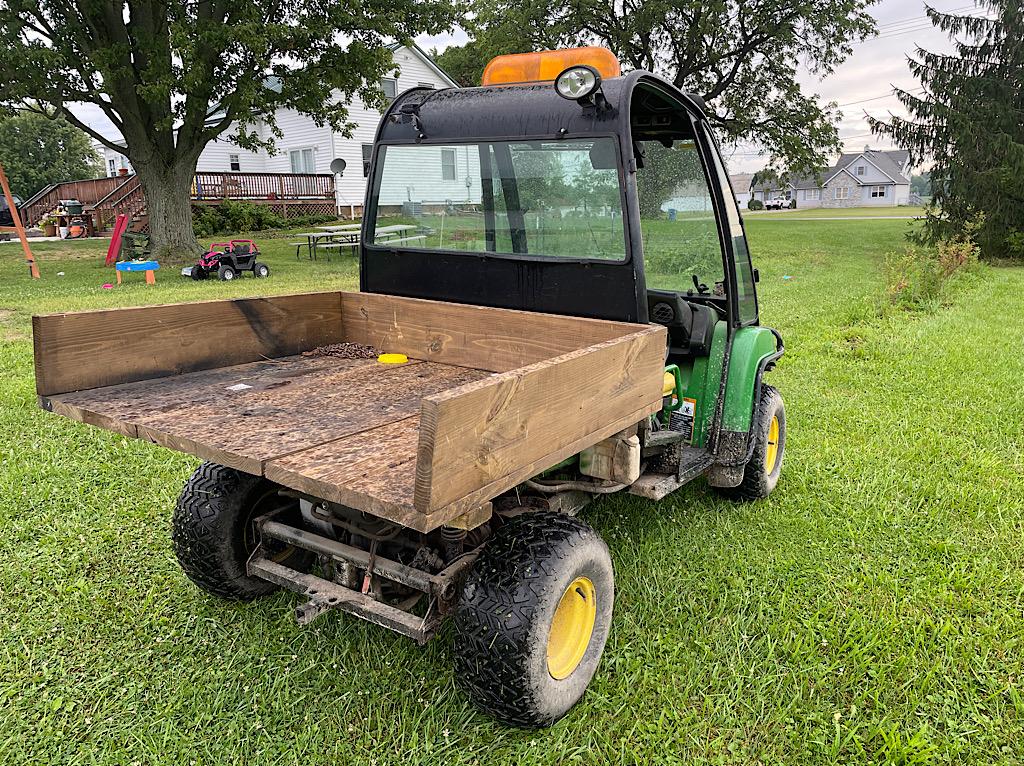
[721,326,781,432]
[679,320,728,447]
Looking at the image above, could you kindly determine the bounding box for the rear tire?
[171,462,313,600]
[454,512,614,727]
[718,384,785,501]
[218,265,236,281]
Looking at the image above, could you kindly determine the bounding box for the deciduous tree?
[0,112,101,200]
[0,0,458,260]
[435,1,877,175]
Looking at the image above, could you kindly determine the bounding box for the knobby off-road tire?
[719,384,786,501]
[454,512,614,727]
[172,462,312,600]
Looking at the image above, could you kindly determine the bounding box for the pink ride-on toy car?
[191,240,270,281]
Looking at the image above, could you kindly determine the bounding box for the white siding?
[332,46,456,213]
[196,134,265,173]
[377,144,482,207]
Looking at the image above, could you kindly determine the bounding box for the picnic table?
[372,224,427,247]
[290,231,335,260]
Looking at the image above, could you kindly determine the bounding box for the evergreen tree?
[870,2,1023,260]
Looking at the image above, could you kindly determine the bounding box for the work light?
[555,65,601,102]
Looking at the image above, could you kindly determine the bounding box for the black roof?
[375,72,708,144]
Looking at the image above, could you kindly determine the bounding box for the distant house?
[96,44,458,216]
[729,173,753,207]
[750,147,912,208]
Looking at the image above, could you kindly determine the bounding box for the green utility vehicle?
[33,47,785,727]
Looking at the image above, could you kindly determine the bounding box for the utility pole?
[0,162,39,279]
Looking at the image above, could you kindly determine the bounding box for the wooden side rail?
[413,325,667,523]
[33,292,346,396]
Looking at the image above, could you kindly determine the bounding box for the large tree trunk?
[133,158,202,264]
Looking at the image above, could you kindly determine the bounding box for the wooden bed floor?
[44,354,491,521]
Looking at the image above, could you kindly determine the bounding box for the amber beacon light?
[481,47,621,86]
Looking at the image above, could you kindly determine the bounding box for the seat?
[646,290,717,356]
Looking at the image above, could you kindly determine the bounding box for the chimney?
[864,145,870,153]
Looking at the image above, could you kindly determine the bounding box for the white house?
[750,147,912,208]
[97,44,459,216]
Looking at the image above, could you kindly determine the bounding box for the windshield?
[636,139,726,296]
[370,138,626,261]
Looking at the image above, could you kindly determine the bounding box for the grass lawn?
[747,206,927,219]
[1,220,1022,764]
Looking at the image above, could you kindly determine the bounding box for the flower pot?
[118,168,129,176]
[43,224,57,237]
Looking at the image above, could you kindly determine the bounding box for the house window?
[834,186,850,200]
[381,78,397,103]
[856,165,866,176]
[805,188,820,200]
[229,154,241,172]
[362,143,374,175]
[289,148,315,174]
[440,148,456,181]
[418,82,435,89]
[108,158,117,176]
[870,185,886,198]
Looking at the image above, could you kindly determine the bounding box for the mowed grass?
[1,219,1023,764]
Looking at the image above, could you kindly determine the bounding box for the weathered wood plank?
[414,325,667,513]
[341,292,645,373]
[34,292,345,396]
[265,416,423,528]
[46,355,490,475]
[420,404,655,530]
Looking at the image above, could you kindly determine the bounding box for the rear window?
[370,138,627,261]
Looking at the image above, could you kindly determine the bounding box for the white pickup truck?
[765,196,791,210]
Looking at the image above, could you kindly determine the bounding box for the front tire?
[454,512,614,727]
[254,262,270,278]
[719,384,786,501]
[171,462,313,600]
[218,265,236,281]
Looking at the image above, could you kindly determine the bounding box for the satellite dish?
[330,158,347,176]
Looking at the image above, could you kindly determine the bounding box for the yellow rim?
[764,415,780,473]
[547,576,597,680]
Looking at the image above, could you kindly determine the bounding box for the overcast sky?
[74,0,976,174]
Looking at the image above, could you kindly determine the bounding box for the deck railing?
[21,171,337,231]
[192,172,334,201]
[21,176,132,229]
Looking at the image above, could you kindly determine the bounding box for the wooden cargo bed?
[34,291,666,531]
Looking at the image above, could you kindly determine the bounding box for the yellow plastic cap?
[377,353,409,365]
[481,47,621,86]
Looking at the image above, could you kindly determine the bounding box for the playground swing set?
[0,162,40,279]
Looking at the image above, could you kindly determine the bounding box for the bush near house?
[748,199,765,211]
[192,200,336,237]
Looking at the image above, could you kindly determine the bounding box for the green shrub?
[884,223,981,309]
[748,199,764,211]
[192,201,336,237]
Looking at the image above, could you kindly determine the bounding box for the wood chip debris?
[302,342,380,360]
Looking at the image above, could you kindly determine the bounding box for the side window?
[381,78,397,103]
[636,139,725,295]
[229,153,241,172]
[706,145,757,323]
